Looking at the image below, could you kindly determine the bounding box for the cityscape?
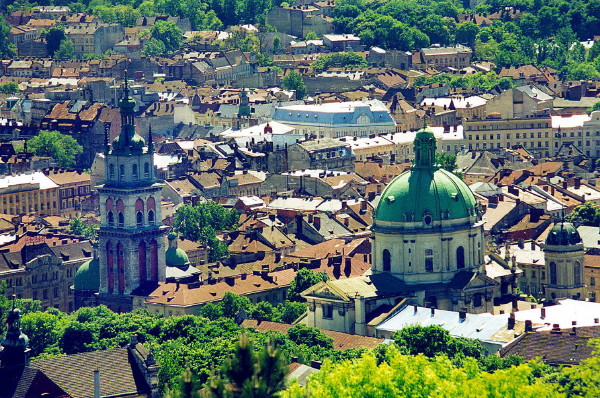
[0,0,600,397]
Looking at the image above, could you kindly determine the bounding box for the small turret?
[0,297,30,370]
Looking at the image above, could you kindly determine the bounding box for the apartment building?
[0,172,59,216]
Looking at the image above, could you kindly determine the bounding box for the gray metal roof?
[376,305,514,344]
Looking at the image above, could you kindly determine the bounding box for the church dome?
[374,126,478,226]
[74,257,99,291]
[166,233,190,267]
[545,221,582,246]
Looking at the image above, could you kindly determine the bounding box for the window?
[382,249,391,272]
[456,246,465,269]
[136,211,143,227]
[108,211,114,226]
[574,261,581,285]
[591,277,596,286]
[132,164,138,179]
[549,262,557,285]
[323,304,333,319]
[43,289,48,300]
[473,293,483,307]
[148,210,155,225]
[144,163,150,177]
[118,212,124,228]
[53,287,59,298]
[425,249,434,272]
[33,291,38,300]
[109,163,115,179]
[120,164,125,179]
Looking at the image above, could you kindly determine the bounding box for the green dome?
[111,126,146,153]
[546,221,582,246]
[74,258,99,291]
[374,125,478,226]
[166,247,190,267]
[166,233,190,267]
[374,168,478,225]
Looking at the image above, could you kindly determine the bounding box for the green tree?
[54,38,76,60]
[28,130,83,168]
[21,311,64,357]
[220,292,252,319]
[43,26,67,57]
[150,20,183,53]
[202,332,288,398]
[394,325,486,359]
[287,324,334,349]
[588,102,600,114]
[144,38,167,56]
[282,70,307,100]
[566,202,600,226]
[287,268,328,302]
[311,52,368,71]
[272,35,281,53]
[0,16,16,58]
[69,217,97,240]
[282,346,562,398]
[304,31,319,40]
[61,321,96,354]
[456,21,479,49]
[0,82,19,94]
[436,152,462,179]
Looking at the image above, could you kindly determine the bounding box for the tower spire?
[0,295,30,369]
[148,125,154,153]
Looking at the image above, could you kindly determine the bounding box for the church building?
[302,125,519,335]
[95,79,169,312]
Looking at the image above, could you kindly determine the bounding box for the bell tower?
[97,76,167,312]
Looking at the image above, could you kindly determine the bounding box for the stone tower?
[97,78,167,312]
[544,221,586,302]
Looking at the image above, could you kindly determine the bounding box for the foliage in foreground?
[28,130,83,168]
[283,346,562,398]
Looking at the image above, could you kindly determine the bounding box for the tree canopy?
[566,203,600,226]
[28,130,83,168]
[282,71,306,100]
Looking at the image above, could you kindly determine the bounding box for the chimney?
[531,241,535,250]
[310,360,322,369]
[551,324,562,334]
[308,213,313,223]
[313,216,321,229]
[360,200,367,213]
[344,217,349,227]
[570,327,577,335]
[508,313,515,330]
[430,307,435,317]
[129,334,138,347]
[574,177,581,189]
[413,304,418,314]
[563,181,568,189]
[595,318,600,324]
[517,239,524,249]
[541,307,546,319]
[459,309,467,322]
[512,297,518,310]
[525,320,533,332]
[94,370,101,398]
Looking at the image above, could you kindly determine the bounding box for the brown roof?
[241,320,384,350]
[28,346,150,398]
[144,268,296,306]
[526,161,563,177]
[45,169,90,186]
[499,330,596,366]
[286,238,369,261]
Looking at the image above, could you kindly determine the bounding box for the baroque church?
[303,125,519,335]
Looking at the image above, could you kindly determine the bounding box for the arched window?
[108,211,114,226]
[144,162,150,178]
[118,212,124,228]
[136,211,143,227]
[135,198,144,212]
[109,164,115,179]
[132,164,138,179]
[120,164,125,179]
[456,246,465,269]
[382,249,391,272]
[148,209,155,225]
[574,261,581,285]
[550,262,557,285]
